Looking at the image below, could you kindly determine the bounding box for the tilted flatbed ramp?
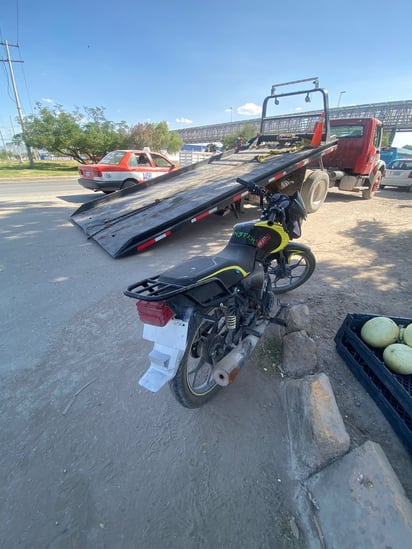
[71,143,336,257]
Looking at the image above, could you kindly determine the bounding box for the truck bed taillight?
[408,172,412,179]
[136,300,175,326]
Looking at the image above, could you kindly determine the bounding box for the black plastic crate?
[334,313,412,454]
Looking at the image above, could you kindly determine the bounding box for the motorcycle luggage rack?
[124,275,233,308]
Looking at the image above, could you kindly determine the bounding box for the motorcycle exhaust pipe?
[213,321,268,386]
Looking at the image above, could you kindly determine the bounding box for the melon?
[383,343,412,375]
[403,324,412,348]
[360,316,400,348]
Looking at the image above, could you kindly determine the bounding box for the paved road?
[1,179,300,548]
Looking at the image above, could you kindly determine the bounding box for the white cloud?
[41,97,55,104]
[236,103,262,116]
[176,117,193,124]
[295,107,302,112]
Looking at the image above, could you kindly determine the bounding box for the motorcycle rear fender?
[139,318,189,393]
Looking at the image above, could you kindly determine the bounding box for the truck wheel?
[362,171,382,199]
[301,170,329,213]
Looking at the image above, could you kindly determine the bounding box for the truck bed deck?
[71,142,336,257]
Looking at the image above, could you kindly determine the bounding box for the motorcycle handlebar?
[237,178,261,196]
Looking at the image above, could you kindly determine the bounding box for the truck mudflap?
[71,143,336,258]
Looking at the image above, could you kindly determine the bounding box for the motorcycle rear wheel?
[267,246,315,294]
[170,308,227,408]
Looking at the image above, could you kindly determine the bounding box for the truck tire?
[301,170,329,213]
[362,171,382,200]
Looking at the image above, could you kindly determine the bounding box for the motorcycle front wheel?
[170,308,229,408]
[267,244,316,294]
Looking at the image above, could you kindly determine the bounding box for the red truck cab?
[322,118,385,199]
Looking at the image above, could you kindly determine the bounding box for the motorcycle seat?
[159,243,257,287]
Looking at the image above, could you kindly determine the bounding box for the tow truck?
[71,78,338,258]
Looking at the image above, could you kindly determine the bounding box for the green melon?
[383,343,412,375]
[403,324,412,348]
[360,316,400,348]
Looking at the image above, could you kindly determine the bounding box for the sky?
[1,0,412,146]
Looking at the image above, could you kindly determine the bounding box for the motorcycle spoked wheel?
[170,308,229,408]
[267,247,316,294]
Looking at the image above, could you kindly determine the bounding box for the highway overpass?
[176,100,412,144]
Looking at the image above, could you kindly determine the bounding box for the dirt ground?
[1,179,411,548]
[267,185,412,498]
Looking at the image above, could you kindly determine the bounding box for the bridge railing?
[176,100,412,143]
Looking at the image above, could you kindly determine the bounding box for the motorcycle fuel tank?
[228,221,289,260]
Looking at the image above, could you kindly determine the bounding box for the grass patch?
[256,336,283,376]
[0,160,79,179]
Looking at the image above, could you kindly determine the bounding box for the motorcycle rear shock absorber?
[224,300,238,331]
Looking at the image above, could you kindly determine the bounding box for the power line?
[16,0,20,46]
[17,43,33,113]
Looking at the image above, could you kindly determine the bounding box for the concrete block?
[283,373,350,479]
[285,304,312,334]
[305,440,412,548]
[282,330,317,377]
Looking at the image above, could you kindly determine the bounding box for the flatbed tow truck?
[71,79,338,258]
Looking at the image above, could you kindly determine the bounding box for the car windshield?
[99,151,126,165]
[388,159,412,170]
[332,125,364,138]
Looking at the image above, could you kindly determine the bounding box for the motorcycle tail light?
[136,300,175,327]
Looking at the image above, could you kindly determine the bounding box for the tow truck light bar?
[271,77,320,96]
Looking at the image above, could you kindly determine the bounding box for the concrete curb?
[276,304,412,547]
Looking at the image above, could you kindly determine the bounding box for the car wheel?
[121,179,138,190]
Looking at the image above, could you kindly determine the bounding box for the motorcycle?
[124,180,315,408]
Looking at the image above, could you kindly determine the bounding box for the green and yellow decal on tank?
[255,221,289,253]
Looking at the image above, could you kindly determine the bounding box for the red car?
[78,149,178,193]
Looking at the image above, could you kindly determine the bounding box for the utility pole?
[1,40,34,167]
[0,129,7,151]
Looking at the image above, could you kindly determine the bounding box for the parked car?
[381,158,412,191]
[78,150,178,193]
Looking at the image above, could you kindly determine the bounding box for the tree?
[20,103,128,163]
[18,104,183,162]
[127,121,182,153]
[166,130,184,154]
[20,104,83,161]
[76,107,128,162]
[222,124,258,151]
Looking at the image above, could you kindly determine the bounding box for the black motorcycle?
[124,181,315,408]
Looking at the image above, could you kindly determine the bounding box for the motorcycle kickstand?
[269,302,289,327]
